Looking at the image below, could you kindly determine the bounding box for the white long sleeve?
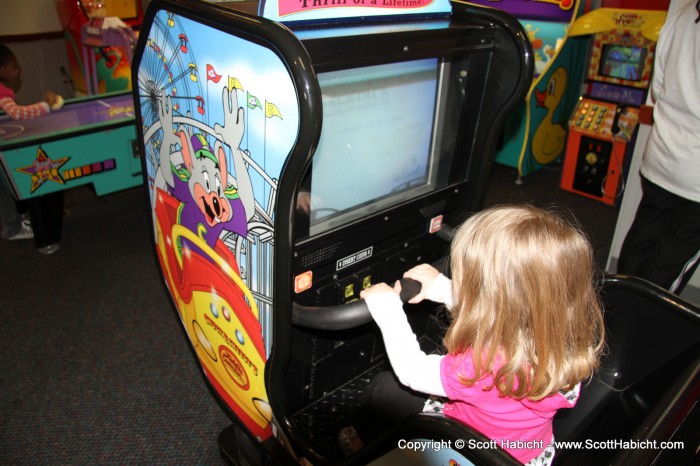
[425,273,455,309]
[364,292,447,397]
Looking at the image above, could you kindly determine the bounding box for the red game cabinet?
[561,98,639,206]
[561,7,665,206]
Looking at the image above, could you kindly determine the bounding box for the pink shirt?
[441,352,576,463]
[364,275,579,464]
[0,83,49,120]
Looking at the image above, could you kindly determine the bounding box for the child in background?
[0,44,63,119]
[356,205,605,465]
[0,44,63,243]
[0,187,31,241]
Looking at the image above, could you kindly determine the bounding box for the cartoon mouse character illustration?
[156,87,255,250]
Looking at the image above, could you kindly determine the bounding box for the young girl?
[358,205,605,465]
[0,44,63,120]
[0,44,63,245]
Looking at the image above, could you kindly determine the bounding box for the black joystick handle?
[292,277,423,331]
[398,277,422,303]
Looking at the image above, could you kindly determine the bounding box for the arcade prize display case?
[131,0,700,465]
[54,0,143,95]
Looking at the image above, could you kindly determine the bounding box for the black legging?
[353,371,427,441]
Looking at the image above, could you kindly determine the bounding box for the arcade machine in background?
[467,0,593,183]
[560,4,668,206]
[0,93,140,251]
[603,0,700,304]
[54,0,143,95]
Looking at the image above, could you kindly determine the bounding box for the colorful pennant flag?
[247,92,262,110]
[228,76,244,91]
[206,64,221,83]
[265,101,282,119]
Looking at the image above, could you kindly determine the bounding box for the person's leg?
[618,178,675,280]
[0,183,22,239]
[650,195,700,293]
[352,371,427,442]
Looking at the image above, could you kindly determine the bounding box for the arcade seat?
[553,275,700,465]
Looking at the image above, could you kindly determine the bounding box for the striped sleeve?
[0,97,50,120]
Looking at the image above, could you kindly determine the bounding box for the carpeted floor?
[482,163,618,271]
[0,183,231,465]
[0,162,618,465]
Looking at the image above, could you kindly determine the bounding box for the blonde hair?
[445,205,604,401]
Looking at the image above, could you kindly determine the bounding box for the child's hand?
[360,282,398,300]
[403,264,440,303]
[44,92,63,110]
[44,92,58,106]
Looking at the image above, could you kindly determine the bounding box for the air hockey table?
[0,91,141,248]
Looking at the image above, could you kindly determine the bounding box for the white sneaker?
[38,243,60,254]
[7,221,33,240]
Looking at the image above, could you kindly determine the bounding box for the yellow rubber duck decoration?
[531,67,568,165]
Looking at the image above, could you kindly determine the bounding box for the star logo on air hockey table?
[15,146,70,193]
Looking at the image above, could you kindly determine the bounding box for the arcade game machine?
[132,0,533,464]
[560,7,667,205]
[466,0,593,182]
[0,92,141,250]
[54,0,143,95]
[132,0,700,465]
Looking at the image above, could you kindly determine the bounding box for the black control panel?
[572,135,613,198]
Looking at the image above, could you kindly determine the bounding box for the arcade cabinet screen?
[309,58,441,236]
[598,44,647,82]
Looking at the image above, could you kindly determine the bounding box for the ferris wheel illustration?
[137,11,281,354]
[137,10,206,180]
